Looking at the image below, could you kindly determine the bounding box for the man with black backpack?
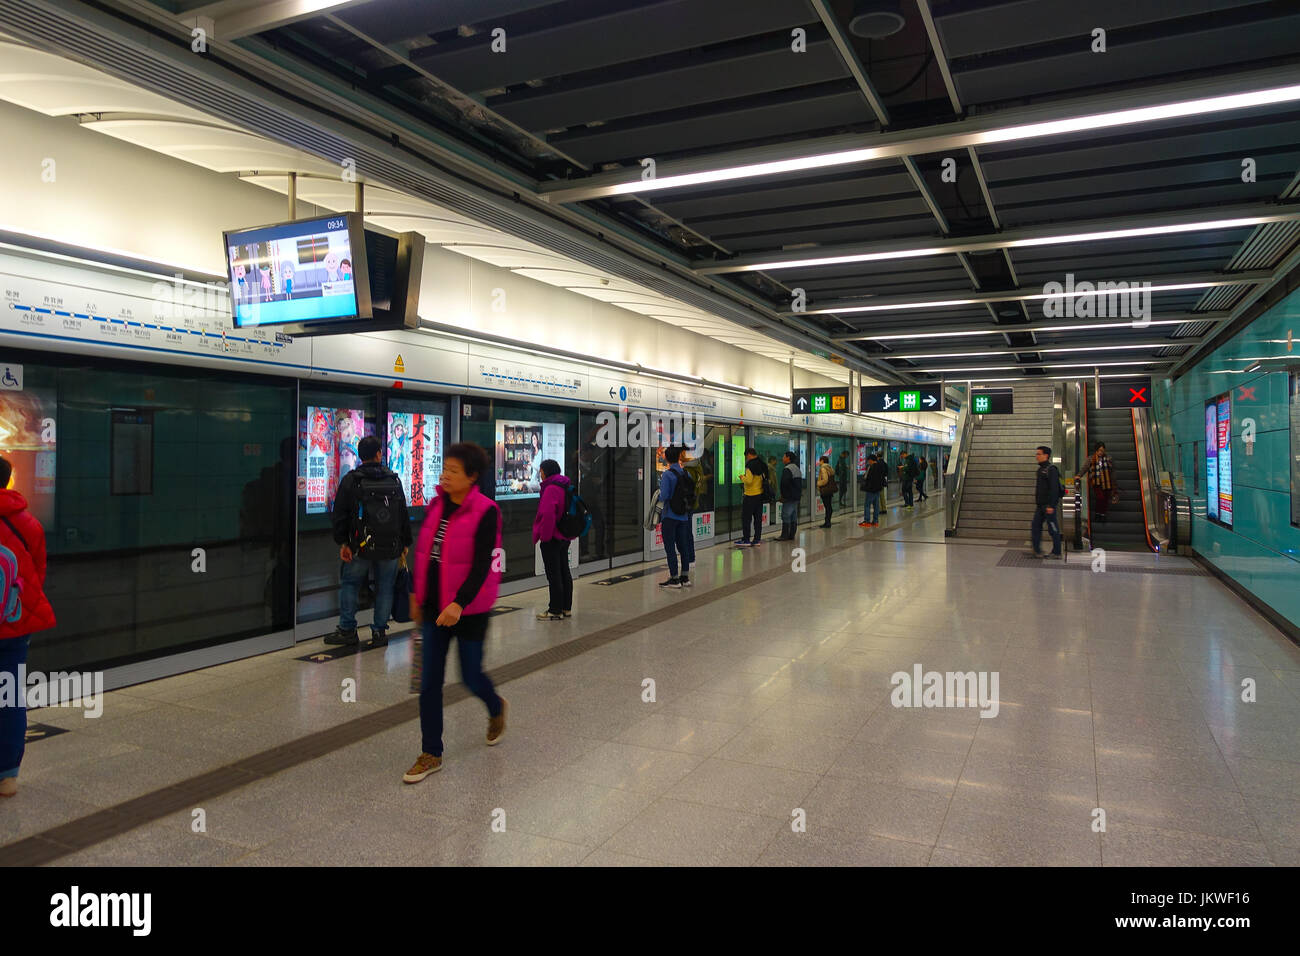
[1030,445,1065,560]
[328,434,412,646]
[657,445,696,589]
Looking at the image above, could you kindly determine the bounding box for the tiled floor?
[6,496,1300,866]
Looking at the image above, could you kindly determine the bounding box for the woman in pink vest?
[404,442,507,783]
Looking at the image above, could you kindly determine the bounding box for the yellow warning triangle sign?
[394,354,405,373]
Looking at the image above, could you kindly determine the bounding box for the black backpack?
[668,467,696,515]
[556,484,592,538]
[350,472,405,559]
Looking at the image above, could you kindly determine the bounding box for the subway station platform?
[4,497,1298,868]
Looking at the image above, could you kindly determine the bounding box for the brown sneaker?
[487,696,509,746]
[0,776,16,798]
[402,753,442,783]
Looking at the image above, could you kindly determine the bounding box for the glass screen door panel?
[296,387,378,628]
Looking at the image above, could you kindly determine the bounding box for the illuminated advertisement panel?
[1204,401,1218,522]
[1216,394,1233,528]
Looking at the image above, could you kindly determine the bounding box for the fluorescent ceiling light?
[805,281,1227,316]
[547,83,1300,200]
[893,342,1176,360]
[864,319,1203,341]
[958,373,1155,383]
[913,360,1164,373]
[738,218,1280,274]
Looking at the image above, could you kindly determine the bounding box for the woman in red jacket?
[403,443,507,784]
[0,456,57,797]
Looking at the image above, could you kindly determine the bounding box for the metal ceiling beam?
[831,310,1229,341]
[538,64,1300,203]
[798,270,1272,317]
[696,203,1300,275]
[1168,240,1300,377]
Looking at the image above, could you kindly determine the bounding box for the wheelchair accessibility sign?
[1,364,21,391]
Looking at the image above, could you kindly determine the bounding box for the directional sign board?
[790,387,850,415]
[971,388,1014,415]
[1098,377,1152,409]
[860,385,943,414]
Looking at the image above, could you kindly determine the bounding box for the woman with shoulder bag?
[816,455,836,528]
[1075,442,1115,522]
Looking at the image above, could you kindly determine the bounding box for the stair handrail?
[944,397,975,535]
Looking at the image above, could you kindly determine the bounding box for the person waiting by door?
[532,459,574,621]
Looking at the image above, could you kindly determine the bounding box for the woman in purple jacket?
[532,459,574,621]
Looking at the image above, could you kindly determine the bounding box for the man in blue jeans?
[858,453,886,527]
[1030,445,1064,559]
[657,445,695,590]
[328,435,412,646]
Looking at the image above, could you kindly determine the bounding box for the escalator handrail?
[944,400,975,534]
[1131,407,1168,552]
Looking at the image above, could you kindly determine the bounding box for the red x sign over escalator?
[1238,386,1256,401]
[1128,387,1147,405]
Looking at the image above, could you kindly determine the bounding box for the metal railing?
[944,398,975,535]
[1158,491,1193,554]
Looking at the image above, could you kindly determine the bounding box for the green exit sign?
[974,395,991,413]
[900,390,920,411]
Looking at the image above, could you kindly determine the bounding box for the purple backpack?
[0,541,21,624]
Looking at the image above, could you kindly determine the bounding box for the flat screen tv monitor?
[224,213,370,333]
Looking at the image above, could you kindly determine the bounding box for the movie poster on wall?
[0,388,56,527]
[387,412,443,507]
[301,406,366,514]
[495,420,565,500]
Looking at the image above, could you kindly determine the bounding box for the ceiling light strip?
[541,81,1300,203]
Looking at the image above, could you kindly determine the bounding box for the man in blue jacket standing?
[658,446,695,590]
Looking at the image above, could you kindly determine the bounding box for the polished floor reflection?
[6,499,1299,866]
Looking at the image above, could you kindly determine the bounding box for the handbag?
[391,564,413,623]
[644,494,663,531]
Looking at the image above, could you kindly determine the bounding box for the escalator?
[1082,406,1150,551]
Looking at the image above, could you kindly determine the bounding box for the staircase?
[956,381,1056,539]
[1084,406,1150,551]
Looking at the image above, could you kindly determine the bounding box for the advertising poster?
[387,412,444,508]
[301,406,365,514]
[0,388,57,527]
[857,442,868,476]
[496,420,564,499]
[1204,401,1219,522]
[1217,394,1233,527]
[693,510,715,540]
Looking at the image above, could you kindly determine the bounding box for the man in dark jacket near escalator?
[1030,445,1064,559]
